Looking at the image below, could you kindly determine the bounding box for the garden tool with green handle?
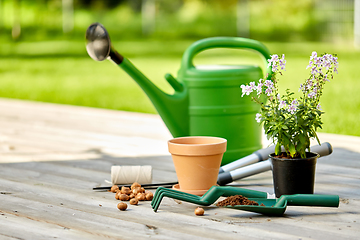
[151,186,339,216]
[151,186,269,212]
[224,194,339,216]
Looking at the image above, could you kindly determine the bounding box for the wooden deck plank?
[0,98,360,239]
[2,186,355,240]
[0,98,171,140]
[0,119,169,157]
[0,180,298,240]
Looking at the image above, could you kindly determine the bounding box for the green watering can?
[86,23,272,165]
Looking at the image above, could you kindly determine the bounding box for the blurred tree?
[62,0,74,33]
[141,0,155,35]
[0,0,2,29]
[0,0,354,43]
[12,0,21,40]
[237,0,250,37]
[127,0,142,12]
[76,0,125,8]
[355,0,360,47]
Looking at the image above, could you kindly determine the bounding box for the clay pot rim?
[168,136,227,145]
[168,136,227,156]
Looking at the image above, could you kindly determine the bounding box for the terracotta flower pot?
[270,152,320,198]
[168,136,227,196]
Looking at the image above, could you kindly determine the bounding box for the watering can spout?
[86,23,189,137]
[118,58,189,137]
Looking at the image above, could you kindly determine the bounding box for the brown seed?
[129,193,135,199]
[194,207,204,216]
[119,194,130,201]
[136,193,146,201]
[131,182,141,190]
[145,192,153,201]
[129,198,139,205]
[121,186,131,195]
[111,185,119,193]
[115,191,121,200]
[132,187,142,195]
[117,202,127,211]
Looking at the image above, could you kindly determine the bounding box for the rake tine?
[152,187,173,207]
[151,187,200,207]
[152,187,172,207]
[152,187,227,211]
[153,186,165,199]
[151,187,163,207]
[151,187,199,208]
[151,187,200,205]
[152,190,206,212]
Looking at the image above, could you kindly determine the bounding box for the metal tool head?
[86,22,111,61]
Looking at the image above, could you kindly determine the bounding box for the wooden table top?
[0,98,359,240]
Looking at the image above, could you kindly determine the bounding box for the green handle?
[181,37,272,79]
[276,194,340,208]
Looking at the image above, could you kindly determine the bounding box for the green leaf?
[275,142,282,155]
[313,130,321,145]
[289,144,296,158]
[267,134,272,140]
[296,142,304,154]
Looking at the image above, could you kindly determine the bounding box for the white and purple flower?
[278,100,287,110]
[268,54,286,73]
[240,84,254,97]
[255,113,262,123]
[287,99,298,114]
[240,51,338,158]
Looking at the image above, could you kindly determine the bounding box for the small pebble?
[117,202,127,211]
[130,198,139,205]
[194,207,204,216]
[110,185,119,193]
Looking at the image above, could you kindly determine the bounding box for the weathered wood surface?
[0,98,359,240]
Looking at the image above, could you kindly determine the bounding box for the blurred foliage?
[0,0,354,42]
[0,0,358,136]
[0,40,359,136]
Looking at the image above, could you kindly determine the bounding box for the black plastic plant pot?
[270,152,320,198]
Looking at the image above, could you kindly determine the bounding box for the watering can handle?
[181,37,272,79]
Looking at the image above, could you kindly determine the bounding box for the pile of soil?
[216,195,259,207]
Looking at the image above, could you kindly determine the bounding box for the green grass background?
[0,39,359,136]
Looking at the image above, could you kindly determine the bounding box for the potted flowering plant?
[241,52,338,197]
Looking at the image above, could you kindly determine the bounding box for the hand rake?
[151,186,268,212]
